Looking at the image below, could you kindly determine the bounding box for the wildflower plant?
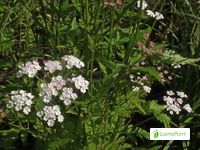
[163,90,192,115]
[7,55,89,127]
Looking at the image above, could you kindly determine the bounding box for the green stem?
[109,9,115,56]
[92,0,102,34]
[124,1,143,64]
[84,0,89,25]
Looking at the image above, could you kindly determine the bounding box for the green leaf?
[71,17,78,30]
[127,92,146,115]
[155,113,171,127]
[147,101,171,127]
[0,40,13,52]
[85,143,97,150]
[133,127,149,140]
[149,100,164,114]
[134,67,162,83]
[163,51,200,65]
[98,62,108,75]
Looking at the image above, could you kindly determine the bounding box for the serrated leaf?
[155,113,171,127]
[128,92,146,115]
[149,100,164,114]
[163,51,200,65]
[133,127,149,140]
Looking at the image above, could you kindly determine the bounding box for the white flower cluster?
[137,0,148,10]
[37,75,88,126]
[72,75,89,93]
[37,105,64,127]
[130,73,151,93]
[17,60,41,78]
[136,0,164,20]
[39,75,89,105]
[171,63,181,69]
[9,55,89,127]
[60,87,78,106]
[62,55,85,69]
[44,60,63,73]
[146,10,164,20]
[7,90,34,115]
[163,90,192,115]
[40,76,66,103]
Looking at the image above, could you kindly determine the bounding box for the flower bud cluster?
[136,36,162,57]
[163,90,192,115]
[7,90,34,115]
[154,64,173,82]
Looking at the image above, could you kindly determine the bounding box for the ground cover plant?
[0,0,200,149]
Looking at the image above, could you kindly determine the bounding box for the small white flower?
[40,83,54,103]
[172,63,181,69]
[37,111,44,118]
[137,0,148,10]
[169,110,173,115]
[146,10,155,17]
[47,119,55,127]
[163,96,174,104]
[167,90,174,96]
[166,104,181,115]
[157,66,162,71]
[183,104,192,113]
[60,87,78,106]
[155,12,164,20]
[176,91,187,98]
[129,74,134,80]
[40,76,66,103]
[58,115,64,122]
[143,85,151,93]
[37,105,64,127]
[72,75,89,93]
[62,55,85,69]
[25,99,33,106]
[132,86,140,92]
[44,60,63,73]
[51,76,66,91]
[17,60,41,78]
[23,106,31,115]
[8,90,34,115]
[176,98,183,105]
[163,90,190,115]
[15,105,22,111]
[53,105,61,116]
